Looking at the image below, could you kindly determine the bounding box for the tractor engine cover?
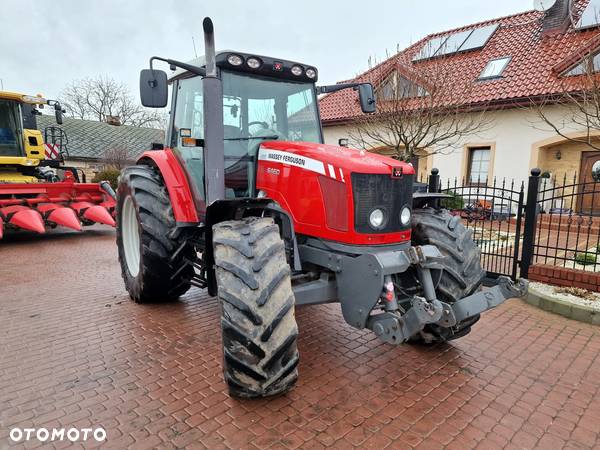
[256,141,415,245]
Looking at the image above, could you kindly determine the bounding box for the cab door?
[170,76,206,206]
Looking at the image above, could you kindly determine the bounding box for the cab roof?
[0,91,49,104]
[168,50,318,83]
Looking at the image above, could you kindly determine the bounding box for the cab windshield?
[220,70,322,144]
[171,71,322,201]
[0,100,24,157]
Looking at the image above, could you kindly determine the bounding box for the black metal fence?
[530,172,600,273]
[423,168,600,283]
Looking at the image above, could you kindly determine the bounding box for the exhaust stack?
[201,17,225,205]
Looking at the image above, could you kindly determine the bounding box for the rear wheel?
[410,208,485,343]
[116,165,195,303]
[213,217,299,398]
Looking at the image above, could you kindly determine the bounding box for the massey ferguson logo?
[267,152,306,166]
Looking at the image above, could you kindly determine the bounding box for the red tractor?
[116,18,527,398]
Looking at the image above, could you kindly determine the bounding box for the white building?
[320,0,600,198]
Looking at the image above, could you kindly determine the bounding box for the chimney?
[105,115,122,126]
[542,0,572,35]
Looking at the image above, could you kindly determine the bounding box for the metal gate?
[425,170,525,281]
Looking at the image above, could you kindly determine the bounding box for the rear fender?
[137,149,199,224]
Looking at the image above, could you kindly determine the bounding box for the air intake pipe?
[201,17,225,204]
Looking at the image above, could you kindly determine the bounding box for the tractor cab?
[166,52,324,200]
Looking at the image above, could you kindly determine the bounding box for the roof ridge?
[39,114,162,132]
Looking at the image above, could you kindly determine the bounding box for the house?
[36,115,164,181]
[320,0,600,193]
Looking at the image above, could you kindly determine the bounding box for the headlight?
[369,208,386,230]
[305,68,317,79]
[291,65,303,76]
[247,57,261,69]
[400,207,411,226]
[227,54,244,66]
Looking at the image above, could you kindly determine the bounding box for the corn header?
[0,91,116,238]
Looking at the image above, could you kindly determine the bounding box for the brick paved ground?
[1,229,600,449]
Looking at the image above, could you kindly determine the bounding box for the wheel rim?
[122,195,141,277]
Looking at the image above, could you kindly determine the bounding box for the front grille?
[351,173,413,234]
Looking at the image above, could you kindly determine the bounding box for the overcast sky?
[2,0,530,102]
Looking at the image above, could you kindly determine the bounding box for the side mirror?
[140,69,168,108]
[54,103,63,125]
[358,83,376,114]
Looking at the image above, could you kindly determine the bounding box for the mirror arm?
[316,83,363,95]
[149,56,206,77]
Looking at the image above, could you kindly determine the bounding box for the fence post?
[428,168,440,193]
[428,168,441,208]
[520,168,541,279]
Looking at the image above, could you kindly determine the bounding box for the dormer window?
[563,52,600,76]
[479,57,511,80]
[376,72,426,100]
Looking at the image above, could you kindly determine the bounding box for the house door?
[410,156,419,179]
[578,152,600,215]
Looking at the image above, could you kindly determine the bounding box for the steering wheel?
[248,121,269,129]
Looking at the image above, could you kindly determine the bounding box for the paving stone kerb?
[2,229,600,449]
[525,284,600,326]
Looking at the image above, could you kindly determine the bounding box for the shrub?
[441,191,465,210]
[574,252,597,266]
[92,168,120,190]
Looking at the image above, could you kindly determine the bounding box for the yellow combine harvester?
[0,91,116,237]
[0,91,57,183]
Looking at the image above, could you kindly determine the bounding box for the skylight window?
[479,57,511,79]
[575,0,600,30]
[413,35,449,61]
[413,24,499,62]
[435,29,472,57]
[461,24,499,51]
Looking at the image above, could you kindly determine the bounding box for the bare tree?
[60,76,166,128]
[349,59,492,162]
[533,55,600,150]
[101,145,132,170]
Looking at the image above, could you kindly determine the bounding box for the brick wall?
[529,264,600,292]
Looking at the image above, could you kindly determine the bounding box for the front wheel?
[213,217,299,398]
[410,208,485,343]
[116,165,195,303]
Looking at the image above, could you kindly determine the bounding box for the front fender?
[137,149,200,224]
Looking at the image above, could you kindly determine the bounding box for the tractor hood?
[258,141,415,177]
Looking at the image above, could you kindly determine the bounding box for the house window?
[479,57,511,80]
[467,147,491,184]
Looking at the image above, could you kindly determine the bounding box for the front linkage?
[300,241,528,345]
